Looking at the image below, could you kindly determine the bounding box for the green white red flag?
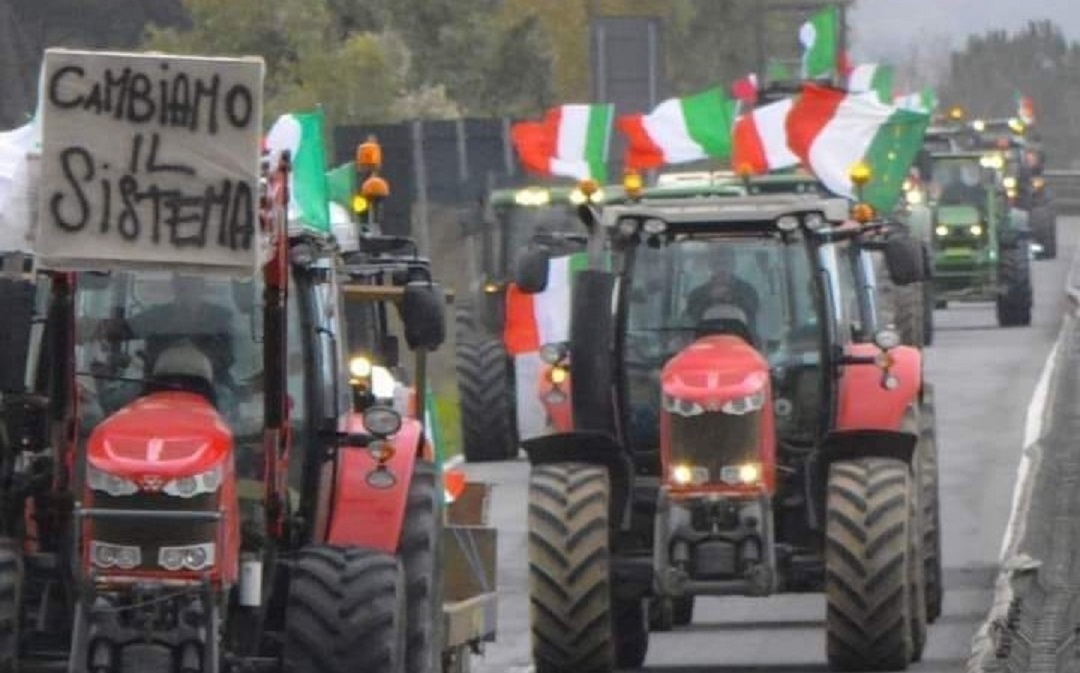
[894,87,938,115]
[503,252,588,355]
[732,98,799,175]
[847,63,895,104]
[617,88,738,169]
[511,104,614,182]
[265,110,330,233]
[800,5,840,80]
[786,84,930,212]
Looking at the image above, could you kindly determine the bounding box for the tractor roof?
[605,193,850,234]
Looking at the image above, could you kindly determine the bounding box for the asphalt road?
[463,219,1078,673]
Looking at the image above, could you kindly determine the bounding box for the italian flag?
[786,84,930,212]
[265,110,330,233]
[847,63,894,104]
[511,104,614,182]
[894,87,938,114]
[732,98,799,175]
[503,253,588,355]
[800,5,840,80]
[617,88,738,169]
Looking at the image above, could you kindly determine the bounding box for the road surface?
[463,220,1077,673]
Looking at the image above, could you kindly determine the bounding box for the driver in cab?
[685,246,760,339]
[88,274,236,390]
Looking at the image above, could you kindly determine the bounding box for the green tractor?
[923,151,1032,326]
[456,184,619,461]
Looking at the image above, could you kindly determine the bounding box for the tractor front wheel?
[284,546,405,673]
[0,539,19,673]
[996,243,1033,327]
[401,461,442,673]
[826,459,919,671]
[529,463,618,672]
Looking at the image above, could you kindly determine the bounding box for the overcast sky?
[850,0,1080,60]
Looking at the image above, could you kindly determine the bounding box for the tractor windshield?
[496,201,584,266]
[928,156,991,207]
[74,271,264,444]
[623,234,823,449]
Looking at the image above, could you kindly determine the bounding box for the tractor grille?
[668,410,761,481]
[90,492,218,571]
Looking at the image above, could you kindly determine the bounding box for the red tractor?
[521,187,939,671]
[0,150,452,673]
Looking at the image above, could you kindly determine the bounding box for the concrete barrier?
[968,245,1080,672]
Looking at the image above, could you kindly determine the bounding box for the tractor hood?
[661,335,769,407]
[87,391,233,480]
[936,205,980,227]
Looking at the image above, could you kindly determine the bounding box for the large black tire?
[648,597,673,632]
[826,459,918,671]
[919,390,943,623]
[0,539,18,673]
[284,546,405,673]
[529,464,617,672]
[996,244,1032,327]
[613,598,649,668]
[401,461,441,673]
[672,595,694,627]
[456,338,516,462]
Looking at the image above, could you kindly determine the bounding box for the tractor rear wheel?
[0,538,19,673]
[456,338,516,462]
[401,461,442,673]
[996,244,1033,327]
[284,546,405,673]
[826,459,918,671]
[672,595,694,627]
[529,463,617,672]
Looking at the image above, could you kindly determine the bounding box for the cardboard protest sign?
[35,49,264,273]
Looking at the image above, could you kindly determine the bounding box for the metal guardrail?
[1044,170,1080,214]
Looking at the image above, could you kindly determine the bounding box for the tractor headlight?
[720,463,762,486]
[905,189,924,206]
[363,406,402,437]
[969,224,983,236]
[543,388,568,405]
[873,328,902,351]
[539,342,569,365]
[91,541,142,570]
[776,215,800,232]
[163,464,224,498]
[804,213,826,231]
[663,395,705,417]
[935,225,949,237]
[671,464,709,486]
[87,465,140,497]
[549,365,569,385]
[1003,176,1017,190]
[159,543,215,571]
[721,389,767,415]
[349,355,373,379]
[643,218,667,235]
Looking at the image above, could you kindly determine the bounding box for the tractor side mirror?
[515,248,551,294]
[883,236,926,286]
[402,282,446,351]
